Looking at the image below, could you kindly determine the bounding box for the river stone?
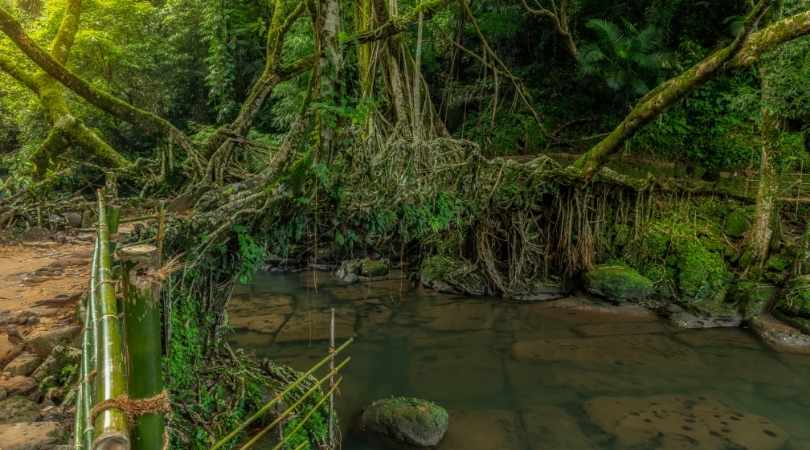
[359,397,449,447]
[521,405,596,450]
[584,264,654,303]
[0,376,36,396]
[335,259,363,284]
[419,256,488,296]
[511,334,702,371]
[0,334,21,368]
[0,395,39,424]
[24,325,81,358]
[0,421,60,450]
[586,394,788,450]
[3,353,41,377]
[751,314,810,354]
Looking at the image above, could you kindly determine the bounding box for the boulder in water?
[358,397,449,447]
[584,264,654,303]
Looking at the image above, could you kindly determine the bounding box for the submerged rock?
[584,264,653,303]
[358,397,449,447]
[586,394,787,450]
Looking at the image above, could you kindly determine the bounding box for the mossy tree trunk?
[748,70,782,267]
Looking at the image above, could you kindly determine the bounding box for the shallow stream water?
[228,271,810,450]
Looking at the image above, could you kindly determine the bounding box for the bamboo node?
[91,391,171,425]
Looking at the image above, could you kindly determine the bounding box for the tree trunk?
[748,72,781,266]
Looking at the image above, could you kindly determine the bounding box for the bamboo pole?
[119,244,166,450]
[210,338,353,450]
[74,382,85,450]
[93,189,130,450]
[80,239,101,449]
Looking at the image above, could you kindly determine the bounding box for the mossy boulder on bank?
[673,240,732,312]
[723,208,751,238]
[420,255,488,296]
[359,397,449,447]
[779,275,810,318]
[584,264,654,303]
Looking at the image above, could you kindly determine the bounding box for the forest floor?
[0,232,94,450]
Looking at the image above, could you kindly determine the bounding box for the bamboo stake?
[119,244,166,450]
[269,380,343,450]
[236,359,350,450]
[210,338,353,450]
[93,189,131,450]
[328,308,335,448]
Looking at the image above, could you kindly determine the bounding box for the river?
[228,270,810,450]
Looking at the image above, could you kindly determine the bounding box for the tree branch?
[50,0,81,64]
[570,0,778,181]
[0,53,38,92]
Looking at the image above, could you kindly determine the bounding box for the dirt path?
[0,234,94,450]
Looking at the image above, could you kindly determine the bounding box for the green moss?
[420,255,488,296]
[766,254,791,273]
[779,275,810,318]
[724,208,752,238]
[674,239,731,307]
[584,264,654,302]
[360,258,389,277]
[732,279,777,319]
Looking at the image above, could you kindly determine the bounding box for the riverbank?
[0,232,94,449]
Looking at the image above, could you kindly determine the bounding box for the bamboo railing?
[74,190,167,450]
[75,191,350,450]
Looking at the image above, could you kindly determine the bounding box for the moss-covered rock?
[584,264,654,303]
[673,240,731,310]
[420,255,488,296]
[731,280,777,320]
[723,208,751,238]
[779,275,810,318]
[359,397,449,447]
[361,258,390,277]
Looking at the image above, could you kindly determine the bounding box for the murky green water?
[228,271,810,450]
